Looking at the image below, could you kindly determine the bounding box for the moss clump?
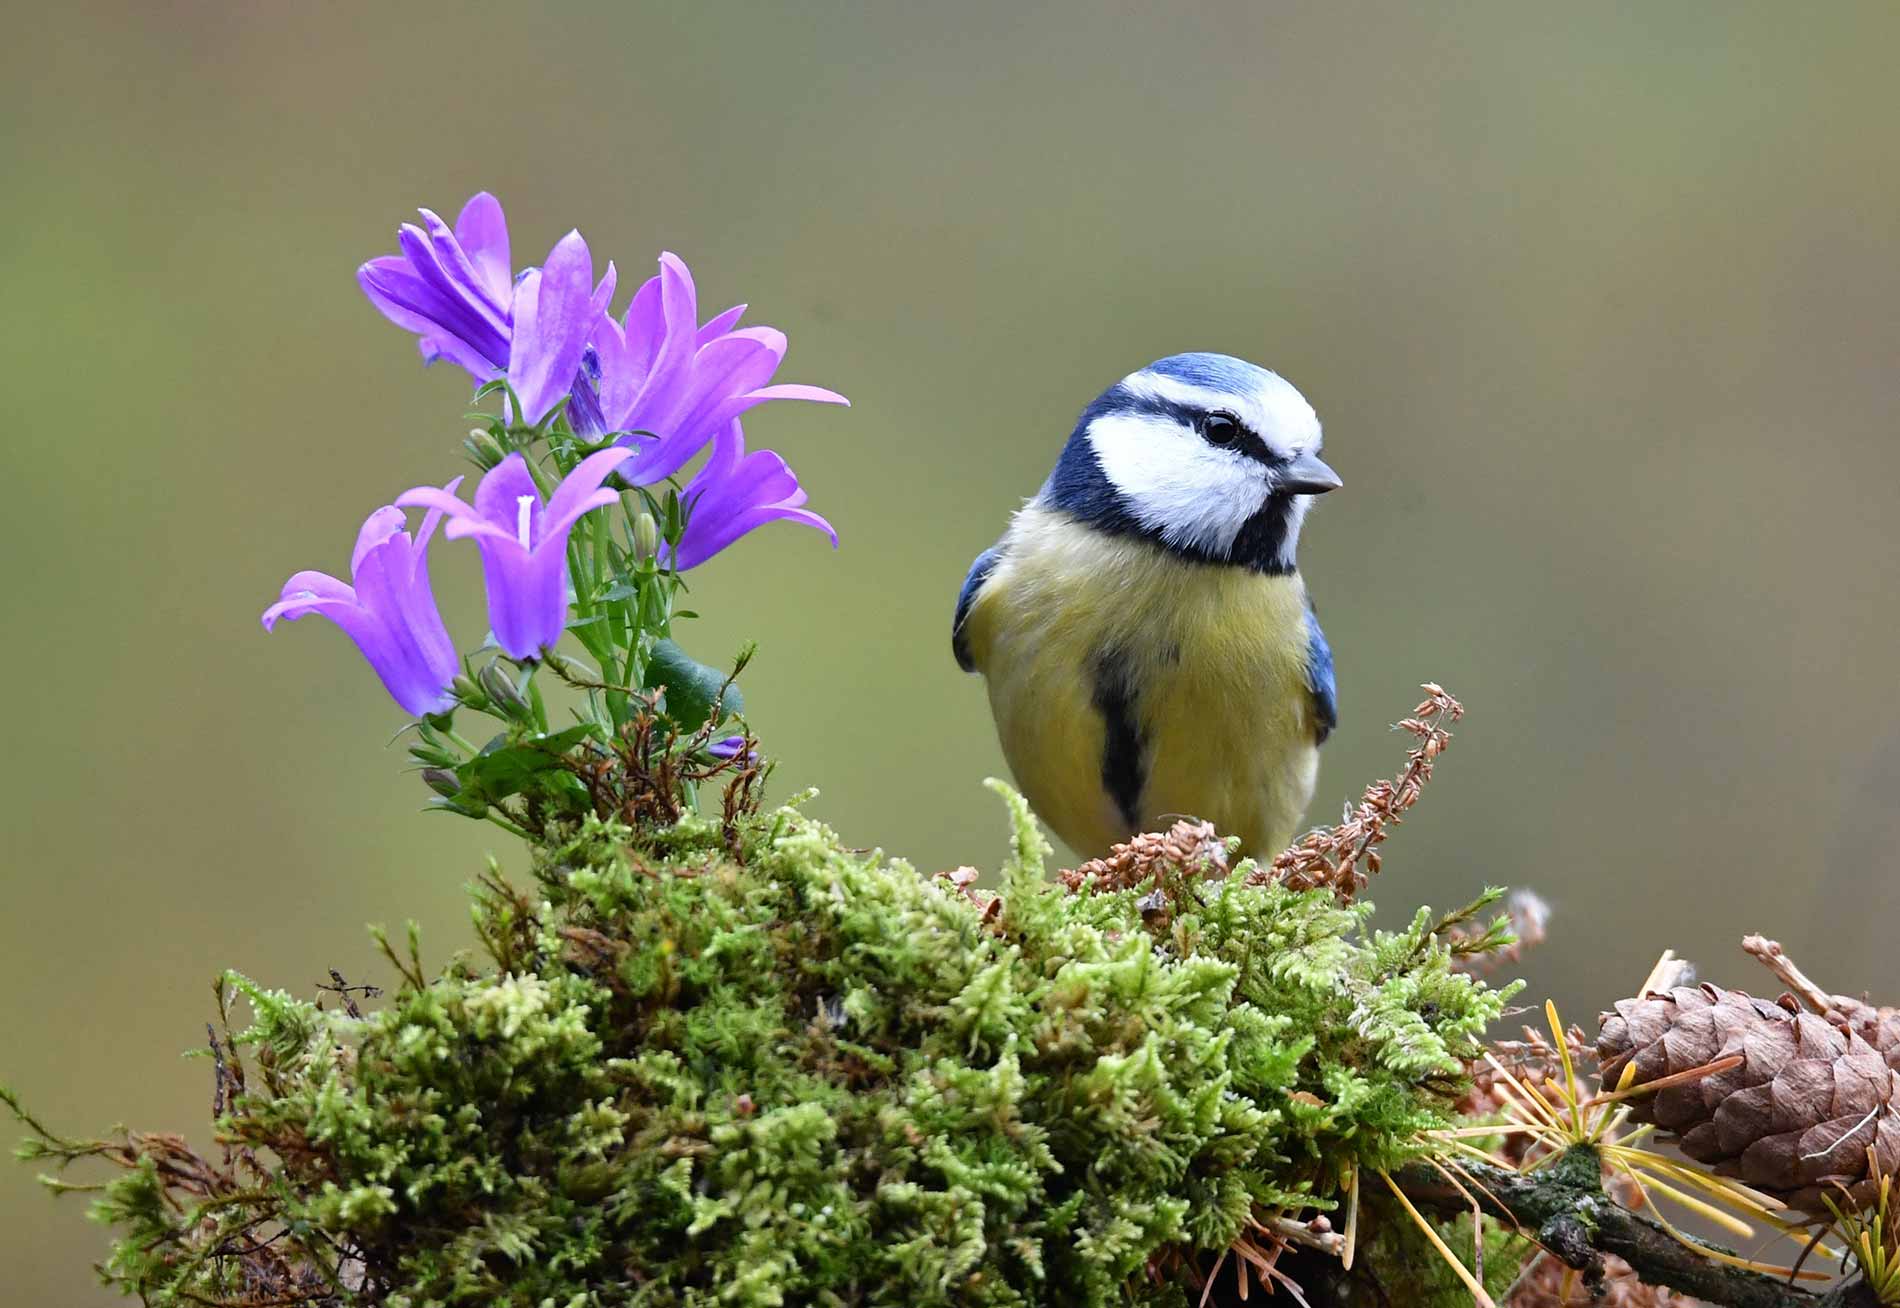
[14,784,1514,1306]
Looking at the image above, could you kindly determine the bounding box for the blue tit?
[952,352,1341,859]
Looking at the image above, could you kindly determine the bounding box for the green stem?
[525,671,550,733]
[484,810,535,841]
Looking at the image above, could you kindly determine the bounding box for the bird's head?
[1039,352,1339,574]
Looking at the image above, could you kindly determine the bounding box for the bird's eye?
[1200,410,1242,447]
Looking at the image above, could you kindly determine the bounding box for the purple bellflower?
[670,421,836,571]
[569,252,848,483]
[398,448,632,660]
[358,192,615,425]
[261,487,463,718]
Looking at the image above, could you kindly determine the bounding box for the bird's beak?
[1278,452,1342,496]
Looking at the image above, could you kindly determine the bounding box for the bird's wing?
[952,545,1003,672]
[1303,604,1338,744]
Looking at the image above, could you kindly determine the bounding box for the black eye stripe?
[1198,409,1282,465]
[1074,386,1280,466]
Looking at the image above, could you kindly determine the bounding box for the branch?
[1394,1147,1878,1308]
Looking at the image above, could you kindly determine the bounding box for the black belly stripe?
[1092,651,1146,830]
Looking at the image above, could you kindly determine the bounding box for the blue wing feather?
[952,546,1003,672]
[1304,605,1338,744]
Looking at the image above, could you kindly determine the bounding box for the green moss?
[15,786,1516,1307]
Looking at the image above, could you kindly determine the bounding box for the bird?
[952,352,1341,860]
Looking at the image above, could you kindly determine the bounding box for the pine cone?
[1597,984,1900,1213]
[1820,992,1900,1055]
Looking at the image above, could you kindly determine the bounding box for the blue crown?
[1143,351,1281,397]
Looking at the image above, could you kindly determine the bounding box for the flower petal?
[637,252,701,417]
[471,453,543,543]
[697,303,747,345]
[397,221,510,366]
[402,497,461,686]
[567,369,609,440]
[540,488,621,548]
[581,314,638,437]
[351,506,410,577]
[262,555,456,718]
[350,529,444,702]
[410,475,464,553]
[543,446,633,538]
[418,208,510,329]
[453,191,512,304]
[744,383,851,407]
[397,484,482,525]
[508,231,600,425]
[673,502,836,571]
[358,257,500,379]
[477,540,567,660]
[594,260,618,312]
[262,570,357,630]
[663,329,789,440]
[620,274,665,386]
[668,423,835,569]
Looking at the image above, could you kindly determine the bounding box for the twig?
[1396,1148,1880,1308]
[1743,936,1839,1017]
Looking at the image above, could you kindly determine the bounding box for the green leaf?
[535,723,603,753]
[452,725,602,804]
[641,639,742,732]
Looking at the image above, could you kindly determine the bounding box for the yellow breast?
[960,505,1323,859]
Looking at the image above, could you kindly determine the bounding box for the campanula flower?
[670,421,836,571]
[569,252,847,483]
[358,192,615,424]
[398,449,632,660]
[706,735,760,763]
[261,487,463,717]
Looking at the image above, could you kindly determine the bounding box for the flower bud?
[633,512,660,564]
[452,674,486,705]
[463,428,508,470]
[420,767,461,797]
[408,743,456,768]
[478,663,530,717]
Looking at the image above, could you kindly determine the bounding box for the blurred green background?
[5,2,1898,1297]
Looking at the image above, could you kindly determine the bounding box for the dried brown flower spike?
[1057,819,1228,893]
[1250,683,1463,902]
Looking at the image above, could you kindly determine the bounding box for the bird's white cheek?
[1086,415,1269,554]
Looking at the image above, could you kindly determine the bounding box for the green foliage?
[1344,1204,1533,1307]
[12,786,1515,1307]
[642,638,746,734]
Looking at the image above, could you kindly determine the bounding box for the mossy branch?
[25,679,1882,1306]
[1397,1149,1878,1308]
